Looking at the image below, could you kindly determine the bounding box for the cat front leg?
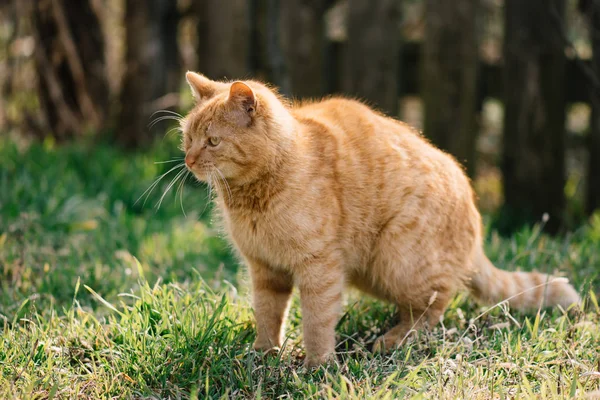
[296,251,344,367]
[248,258,294,352]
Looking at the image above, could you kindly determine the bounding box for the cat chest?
[225,210,324,268]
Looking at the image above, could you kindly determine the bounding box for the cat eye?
[208,136,221,147]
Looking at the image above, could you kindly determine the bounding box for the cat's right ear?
[185,71,225,102]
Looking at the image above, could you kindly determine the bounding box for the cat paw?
[372,335,397,354]
[253,346,281,357]
[252,340,281,356]
[303,352,335,369]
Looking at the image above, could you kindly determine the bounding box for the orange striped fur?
[181,72,580,367]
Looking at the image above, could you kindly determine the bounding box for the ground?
[1,137,599,399]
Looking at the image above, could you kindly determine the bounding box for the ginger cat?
[181,71,580,367]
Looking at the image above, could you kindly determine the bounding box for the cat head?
[181,72,294,185]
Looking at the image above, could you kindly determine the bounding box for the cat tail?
[468,248,580,310]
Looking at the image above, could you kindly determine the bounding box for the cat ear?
[228,81,257,114]
[226,81,257,126]
[186,71,224,101]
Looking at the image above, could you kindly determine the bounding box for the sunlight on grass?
[0,138,599,398]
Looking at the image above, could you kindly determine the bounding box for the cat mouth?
[186,162,213,172]
[187,164,215,181]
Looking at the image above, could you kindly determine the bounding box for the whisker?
[208,169,220,195]
[164,126,183,138]
[214,167,233,201]
[207,172,214,200]
[208,171,213,190]
[135,163,185,206]
[176,170,190,217]
[156,167,188,210]
[149,114,183,125]
[160,166,188,209]
[154,158,184,165]
[141,166,184,207]
[148,115,181,128]
[200,171,213,215]
[217,176,227,199]
[211,170,225,200]
[148,115,183,129]
[150,109,184,119]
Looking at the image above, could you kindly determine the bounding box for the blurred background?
[0,0,599,234]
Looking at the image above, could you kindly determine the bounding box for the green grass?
[1,136,599,399]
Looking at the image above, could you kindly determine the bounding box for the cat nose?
[185,154,196,168]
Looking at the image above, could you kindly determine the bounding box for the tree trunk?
[343,0,402,117]
[501,0,567,233]
[265,0,291,95]
[0,2,16,132]
[422,0,479,177]
[30,0,108,141]
[161,1,181,100]
[117,0,180,148]
[580,0,600,214]
[196,0,250,80]
[280,0,327,98]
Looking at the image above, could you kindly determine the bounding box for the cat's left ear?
[227,81,257,126]
[186,71,226,102]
